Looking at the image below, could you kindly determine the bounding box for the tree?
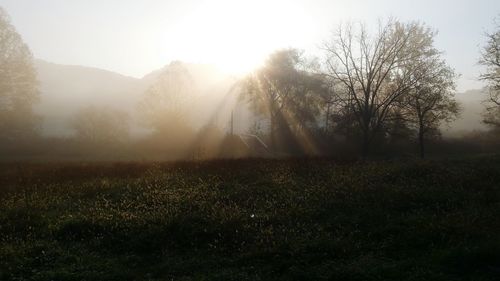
[72,106,129,144]
[139,61,194,138]
[405,61,460,158]
[241,49,323,153]
[483,106,500,129]
[479,19,500,128]
[0,7,39,140]
[323,20,442,157]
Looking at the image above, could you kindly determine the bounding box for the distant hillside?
[141,62,228,89]
[33,60,245,137]
[34,59,148,136]
[34,59,487,139]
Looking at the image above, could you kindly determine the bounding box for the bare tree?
[405,60,460,158]
[323,20,441,157]
[0,7,39,140]
[479,18,500,128]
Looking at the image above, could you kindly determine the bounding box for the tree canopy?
[241,49,324,153]
[480,19,500,128]
[323,20,457,156]
[0,7,39,140]
[139,61,195,137]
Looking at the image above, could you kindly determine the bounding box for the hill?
[33,60,245,138]
[34,59,148,136]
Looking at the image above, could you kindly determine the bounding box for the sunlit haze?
[1,0,499,90]
[2,1,500,278]
[163,0,316,74]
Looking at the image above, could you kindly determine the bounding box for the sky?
[0,0,499,92]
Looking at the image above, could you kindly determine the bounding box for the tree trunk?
[361,128,370,159]
[325,103,331,134]
[418,125,425,159]
[270,112,276,152]
[361,110,371,159]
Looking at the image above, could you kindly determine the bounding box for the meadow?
[0,157,499,280]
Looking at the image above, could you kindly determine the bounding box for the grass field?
[1,157,500,280]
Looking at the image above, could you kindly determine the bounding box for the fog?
[1,2,500,161]
[3,3,500,280]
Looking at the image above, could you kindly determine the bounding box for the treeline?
[1,7,499,160]
[239,19,499,158]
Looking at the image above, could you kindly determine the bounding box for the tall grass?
[1,157,499,280]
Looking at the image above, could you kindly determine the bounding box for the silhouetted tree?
[405,60,459,158]
[241,49,323,153]
[323,20,443,157]
[480,19,500,128]
[0,7,39,140]
[72,106,129,144]
[386,110,413,144]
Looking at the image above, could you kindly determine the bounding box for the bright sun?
[163,0,314,75]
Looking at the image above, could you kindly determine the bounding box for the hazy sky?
[1,0,499,91]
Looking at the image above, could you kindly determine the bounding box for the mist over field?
[33,60,243,138]
[2,55,493,162]
[0,1,499,161]
[30,60,493,138]
[1,1,500,280]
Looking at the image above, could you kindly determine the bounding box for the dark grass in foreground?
[1,157,500,281]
